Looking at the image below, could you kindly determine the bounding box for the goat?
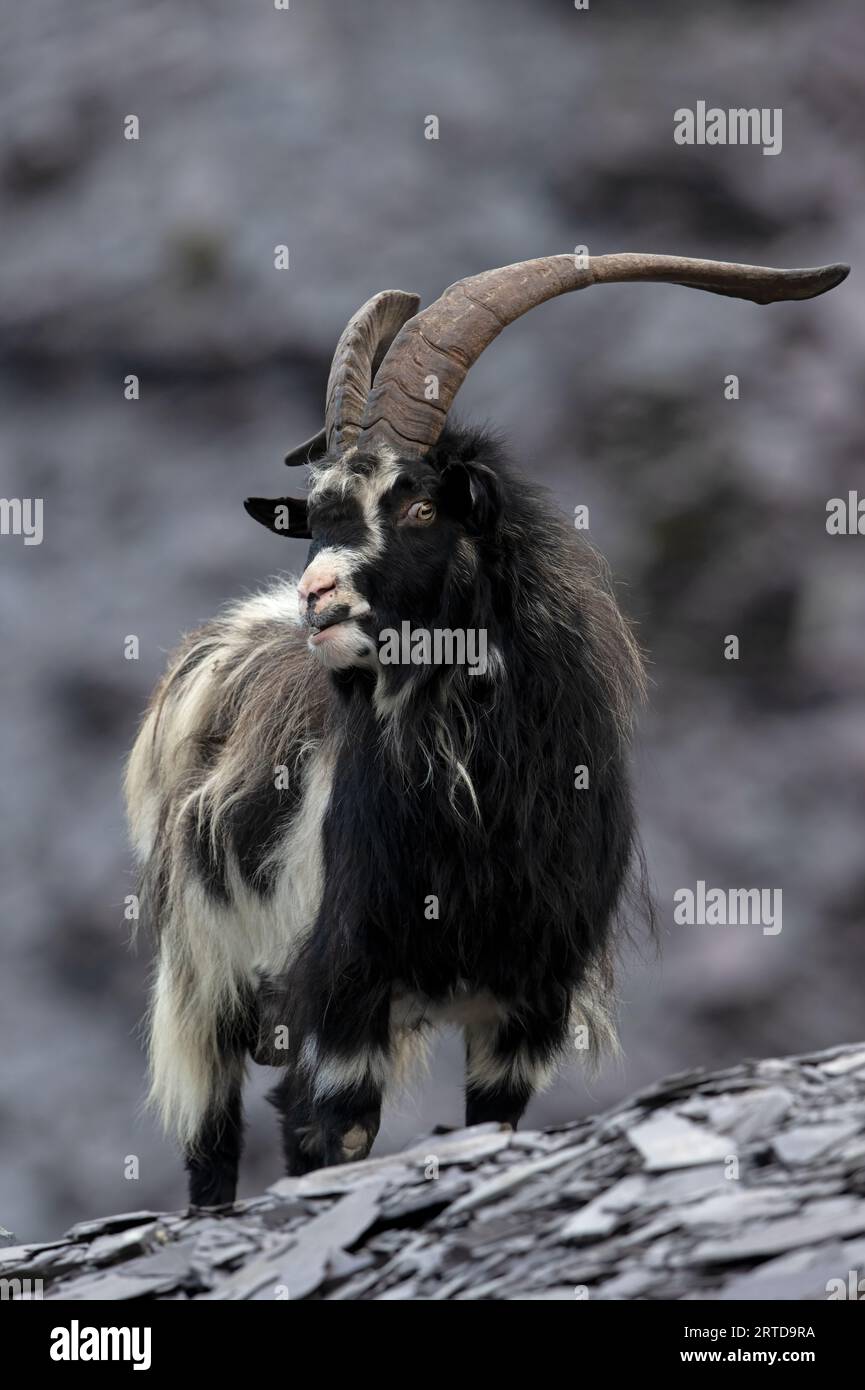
[125,252,848,1204]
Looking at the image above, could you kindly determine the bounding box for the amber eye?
[405,500,437,525]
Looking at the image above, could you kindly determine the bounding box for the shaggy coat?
[126,425,645,1203]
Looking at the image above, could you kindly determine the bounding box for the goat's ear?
[244,496,311,539]
[440,462,502,534]
[284,427,328,468]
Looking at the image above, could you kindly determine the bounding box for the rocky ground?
[4,1041,864,1301]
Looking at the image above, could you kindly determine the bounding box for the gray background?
[1,0,862,1240]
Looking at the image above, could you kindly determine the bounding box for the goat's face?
[280,449,500,673]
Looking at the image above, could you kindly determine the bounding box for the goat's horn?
[357,254,850,458]
[325,289,421,455]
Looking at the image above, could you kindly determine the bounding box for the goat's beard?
[308,618,378,672]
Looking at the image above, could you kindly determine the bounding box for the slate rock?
[7,1041,865,1301]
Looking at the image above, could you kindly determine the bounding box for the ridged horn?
[356,253,850,458]
[325,289,421,454]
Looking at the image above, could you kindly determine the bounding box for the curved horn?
[325,289,421,455]
[357,253,850,458]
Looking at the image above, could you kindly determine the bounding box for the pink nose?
[297,571,337,610]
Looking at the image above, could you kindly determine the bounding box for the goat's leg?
[464,1001,570,1130]
[268,1065,365,1175]
[315,1077,383,1168]
[266,960,390,1172]
[270,1059,383,1174]
[184,1066,245,1207]
[299,1024,388,1170]
[150,948,251,1208]
[183,1005,255,1206]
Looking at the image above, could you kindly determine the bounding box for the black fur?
[150,423,646,1203]
[256,426,643,1185]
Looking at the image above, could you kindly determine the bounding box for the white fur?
[147,741,336,1147]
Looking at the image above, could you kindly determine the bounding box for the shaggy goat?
[126,252,848,1204]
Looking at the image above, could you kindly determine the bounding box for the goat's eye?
[405,500,437,525]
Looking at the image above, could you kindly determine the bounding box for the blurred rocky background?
[0,0,862,1240]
